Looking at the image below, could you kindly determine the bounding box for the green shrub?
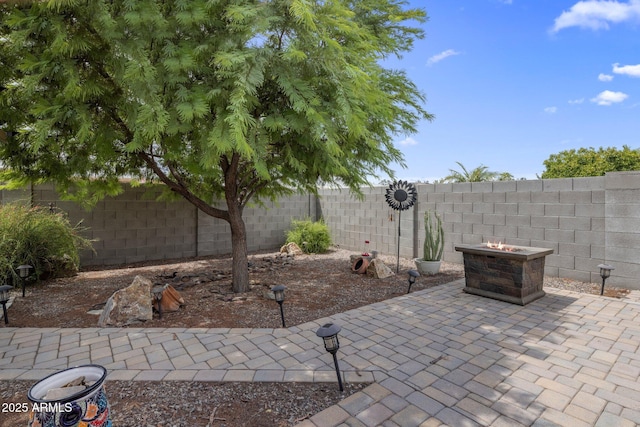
[0,203,93,285]
[285,219,332,254]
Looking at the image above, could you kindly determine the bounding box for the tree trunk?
[228,204,250,293]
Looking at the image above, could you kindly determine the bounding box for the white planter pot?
[414,259,442,275]
[28,364,110,427]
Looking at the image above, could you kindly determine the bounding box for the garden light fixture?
[316,322,344,391]
[597,264,615,296]
[407,269,420,294]
[271,284,286,327]
[152,286,164,319]
[17,264,33,297]
[0,285,12,325]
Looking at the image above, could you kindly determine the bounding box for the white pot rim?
[28,364,107,404]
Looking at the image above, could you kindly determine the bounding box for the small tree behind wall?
[0,0,433,293]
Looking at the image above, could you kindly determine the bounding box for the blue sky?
[387,0,640,182]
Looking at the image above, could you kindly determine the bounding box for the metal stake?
[2,303,8,325]
[332,352,344,392]
[278,301,286,328]
[396,210,401,273]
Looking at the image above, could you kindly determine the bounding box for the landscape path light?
[407,269,420,294]
[0,284,13,325]
[271,284,286,327]
[597,264,614,296]
[17,264,33,297]
[316,322,344,391]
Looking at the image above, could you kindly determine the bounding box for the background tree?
[541,146,640,178]
[442,162,505,183]
[497,172,515,181]
[0,0,432,292]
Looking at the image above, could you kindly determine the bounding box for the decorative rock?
[366,259,395,279]
[280,242,304,255]
[263,290,276,300]
[98,275,153,326]
[44,385,87,401]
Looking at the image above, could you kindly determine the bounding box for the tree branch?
[137,151,229,221]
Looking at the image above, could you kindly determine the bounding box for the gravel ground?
[0,380,369,427]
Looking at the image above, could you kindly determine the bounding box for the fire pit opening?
[484,241,523,252]
[455,243,554,305]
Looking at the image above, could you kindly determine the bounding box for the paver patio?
[2,279,640,426]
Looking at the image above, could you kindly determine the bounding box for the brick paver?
[2,279,640,425]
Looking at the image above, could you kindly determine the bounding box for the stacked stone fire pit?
[455,243,554,305]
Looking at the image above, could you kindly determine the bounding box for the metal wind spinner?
[384,180,417,272]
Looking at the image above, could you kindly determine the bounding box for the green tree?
[442,162,502,183]
[0,0,432,292]
[541,146,640,178]
[497,172,514,181]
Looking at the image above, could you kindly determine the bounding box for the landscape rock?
[366,259,395,279]
[280,242,304,255]
[98,275,153,327]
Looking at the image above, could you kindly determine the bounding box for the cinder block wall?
[604,171,640,288]
[316,186,417,260]
[2,184,313,266]
[196,194,316,257]
[317,173,639,289]
[35,184,200,265]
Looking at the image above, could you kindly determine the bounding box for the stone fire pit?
[455,243,554,305]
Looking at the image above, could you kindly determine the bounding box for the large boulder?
[98,275,153,327]
[366,259,395,279]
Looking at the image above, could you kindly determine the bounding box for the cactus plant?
[421,210,444,261]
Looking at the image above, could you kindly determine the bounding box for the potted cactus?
[414,210,444,275]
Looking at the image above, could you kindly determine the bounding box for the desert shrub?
[285,219,332,254]
[0,203,93,285]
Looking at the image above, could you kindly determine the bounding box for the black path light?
[384,181,418,273]
[407,269,420,294]
[597,264,615,296]
[271,284,286,327]
[17,264,33,297]
[316,322,344,392]
[0,284,13,325]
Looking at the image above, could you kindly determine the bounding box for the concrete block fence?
[317,172,640,289]
[1,172,639,288]
[0,184,315,267]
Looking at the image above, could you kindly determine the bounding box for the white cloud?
[591,90,629,105]
[598,73,614,81]
[397,137,418,146]
[544,106,558,114]
[613,63,640,77]
[569,98,585,104]
[499,0,513,4]
[551,0,640,33]
[427,49,461,66]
